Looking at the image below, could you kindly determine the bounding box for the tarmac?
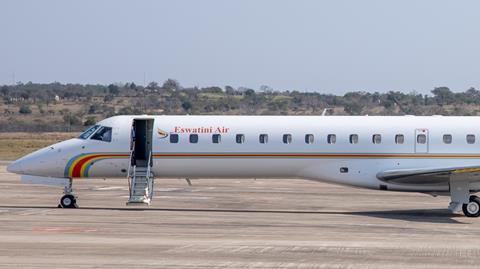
[1,164,480,268]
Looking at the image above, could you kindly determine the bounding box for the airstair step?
[127,153,154,206]
[127,197,151,205]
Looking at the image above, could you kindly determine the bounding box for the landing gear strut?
[449,176,480,217]
[58,178,78,208]
[463,195,480,218]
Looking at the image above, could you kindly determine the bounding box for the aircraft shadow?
[347,209,463,224]
[0,205,464,224]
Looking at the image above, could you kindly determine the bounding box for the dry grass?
[0,132,78,160]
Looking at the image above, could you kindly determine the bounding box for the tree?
[146,81,159,91]
[244,89,255,96]
[162,79,181,91]
[464,87,480,104]
[107,84,120,95]
[0,86,9,96]
[431,87,455,106]
[344,102,362,115]
[225,86,235,95]
[259,85,273,93]
[181,101,192,112]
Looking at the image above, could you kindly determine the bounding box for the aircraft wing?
[376,166,480,185]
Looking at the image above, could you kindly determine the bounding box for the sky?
[1,0,480,94]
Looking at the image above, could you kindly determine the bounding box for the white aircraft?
[7,115,480,217]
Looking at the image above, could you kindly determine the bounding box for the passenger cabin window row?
[167,133,478,145]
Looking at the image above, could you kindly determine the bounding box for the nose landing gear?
[58,178,78,208]
[60,194,77,208]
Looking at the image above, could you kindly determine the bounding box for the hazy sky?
[1,0,480,93]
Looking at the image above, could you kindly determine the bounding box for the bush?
[83,116,96,126]
[19,105,32,114]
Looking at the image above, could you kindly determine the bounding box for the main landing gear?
[449,177,480,217]
[58,178,78,208]
[463,195,480,218]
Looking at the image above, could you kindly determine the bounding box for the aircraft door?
[131,118,154,167]
[415,128,429,153]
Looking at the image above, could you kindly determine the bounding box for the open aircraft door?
[127,118,155,205]
[414,128,429,153]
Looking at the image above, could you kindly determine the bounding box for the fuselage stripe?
[66,154,129,178]
[153,153,480,158]
[64,152,480,178]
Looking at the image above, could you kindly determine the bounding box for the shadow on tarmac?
[0,205,465,224]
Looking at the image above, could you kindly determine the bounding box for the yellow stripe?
[453,168,480,174]
[79,155,127,177]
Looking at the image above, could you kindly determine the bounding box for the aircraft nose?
[7,160,23,174]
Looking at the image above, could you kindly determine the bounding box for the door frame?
[414,128,429,153]
[131,118,155,167]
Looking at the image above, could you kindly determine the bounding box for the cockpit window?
[79,125,101,139]
[91,126,112,142]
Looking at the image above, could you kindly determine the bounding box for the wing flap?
[377,166,480,185]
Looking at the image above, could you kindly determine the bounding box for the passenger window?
[349,134,358,144]
[443,134,452,144]
[283,134,292,144]
[189,134,198,143]
[236,134,245,144]
[327,134,336,144]
[467,135,475,144]
[417,134,426,144]
[395,134,404,144]
[467,134,475,144]
[305,134,314,144]
[212,134,221,144]
[170,134,179,143]
[372,134,381,144]
[259,134,268,144]
[90,127,112,142]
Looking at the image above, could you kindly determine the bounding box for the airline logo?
[65,153,129,178]
[157,128,169,139]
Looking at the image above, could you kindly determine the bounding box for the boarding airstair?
[127,118,155,206]
[127,153,154,205]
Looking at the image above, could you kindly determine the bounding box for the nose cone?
[7,160,23,174]
[6,145,64,177]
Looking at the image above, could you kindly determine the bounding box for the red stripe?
[153,153,480,158]
[71,154,129,177]
[71,155,99,177]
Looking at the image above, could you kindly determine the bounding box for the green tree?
[344,102,362,115]
[431,87,455,106]
[162,79,181,91]
[107,84,120,95]
[146,81,159,90]
[181,101,192,112]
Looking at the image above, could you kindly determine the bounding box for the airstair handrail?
[146,152,152,199]
[126,149,134,179]
[127,148,135,196]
